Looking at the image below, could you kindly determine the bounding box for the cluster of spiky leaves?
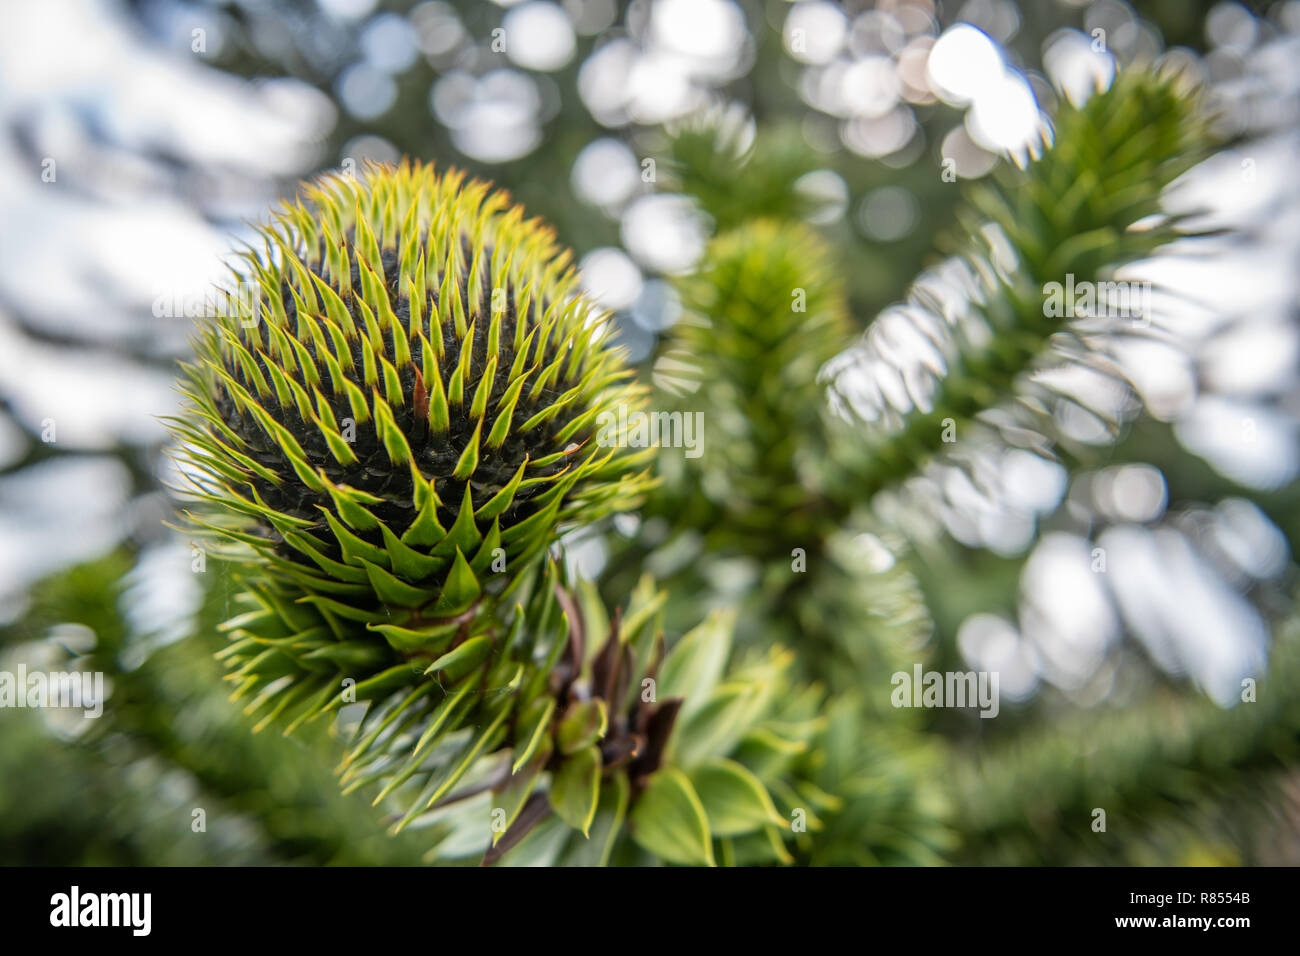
[169,161,654,724]
[207,552,818,865]
[401,567,823,866]
[652,220,850,559]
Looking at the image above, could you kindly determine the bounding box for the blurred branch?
[2,552,430,865]
[949,610,1300,864]
[828,69,1217,506]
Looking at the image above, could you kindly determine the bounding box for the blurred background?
[1,0,1298,865]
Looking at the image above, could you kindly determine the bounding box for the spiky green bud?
[172,159,650,627]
